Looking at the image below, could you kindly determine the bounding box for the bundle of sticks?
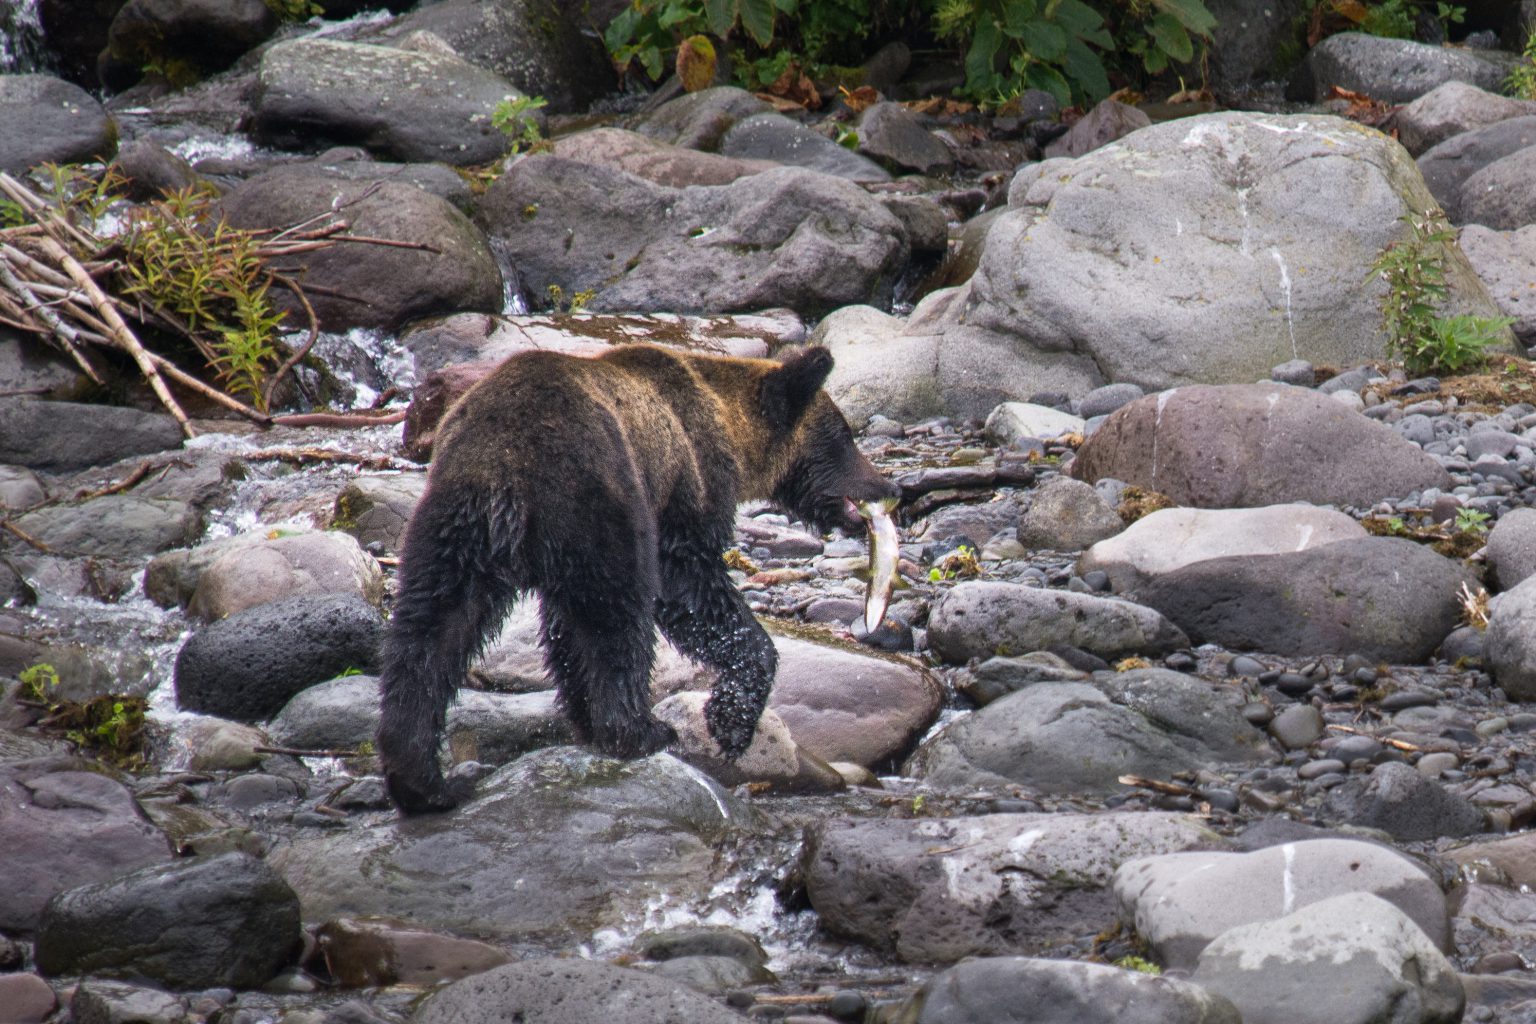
[0,170,397,437]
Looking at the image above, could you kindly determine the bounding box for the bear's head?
[760,347,899,535]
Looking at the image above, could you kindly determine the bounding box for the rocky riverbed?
[5,1,1536,1023]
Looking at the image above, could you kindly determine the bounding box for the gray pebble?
[1298,758,1346,780]
[1269,705,1324,750]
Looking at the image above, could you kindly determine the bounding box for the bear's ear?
[760,346,834,430]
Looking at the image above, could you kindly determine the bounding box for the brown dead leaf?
[1326,85,1396,129]
[761,61,821,110]
[906,96,973,117]
[839,85,881,113]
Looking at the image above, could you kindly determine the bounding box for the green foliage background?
[604,0,1218,107]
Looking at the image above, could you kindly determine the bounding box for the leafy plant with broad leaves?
[606,0,785,81]
[1368,210,1513,376]
[1508,23,1536,100]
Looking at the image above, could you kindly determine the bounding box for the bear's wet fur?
[377,343,897,813]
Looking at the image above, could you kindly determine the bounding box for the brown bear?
[377,343,897,813]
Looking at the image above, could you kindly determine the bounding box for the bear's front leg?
[657,555,777,759]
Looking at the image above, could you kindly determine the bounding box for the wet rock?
[251,37,519,165]
[331,475,428,554]
[1459,145,1536,232]
[1072,384,1455,509]
[35,851,300,988]
[956,653,1090,705]
[765,633,943,768]
[803,812,1220,961]
[269,748,753,942]
[265,674,382,750]
[216,166,501,333]
[719,113,891,181]
[1079,505,1366,593]
[1302,31,1515,103]
[1446,882,1536,969]
[1017,476,1123,551]
[314,917,510,988]
[1323,761,1485,841]
[276,148,477,211]
[637,86,774,151]
[69,980,187,1024]
[365,0,615,114]
[477,159,907,318]
[1394,80,1536,156]
[635,926,768,967]
[649,954,772,994]
[401,309,787,379]
[177,715,269,772]
[552,127,776,187]
[1191,891,1463,1024]
[1458,225,1536,349]
[893,956,1240,1024]
[906,676,1266,796]
[856,102,954,174]
[1043,99,1151,158]
[0,74,117,175]
[174,593,384,722]
[108,138,203,200]
[0,397,183,472]
[1447,830,1536,887]
[10,493,200,561]
[185,529,384,621]
[416,958,747,1024]
[1114,838,1451,970]
[1417,115,1536,223]
[1268,704,1324,749]
[655,691,843,793]
[927,581,1188,664]
[106,0,274,79]
[1136,537,1473,662]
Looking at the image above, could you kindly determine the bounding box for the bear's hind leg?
[378,487,524,814]
[540,592,675,758]
[657,555,777,759]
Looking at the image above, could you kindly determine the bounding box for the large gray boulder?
[1191,892,1463,1024]
[905,674,1269,796]
[1079,504,1367,593]
[268,748,753,942]
[216,166,501,332]
[1458,224,1536,349]
[1416,115,1536,223]
[815,112,1504,423]
[0,398,182,472]
[1302,31,1516,103]
[1113,839,1450,970]
[365,0,616,114]
[106,0,275,78]
[1394,80,1536,156]
[12,494,201,560]
[251,38,521,165]
[1485,573,1536,700]
[34,852,300,989]
[927,581,1188,664]
[1070,383,1454,508]
[551,127,776,187]
[417,958,747,1024]
[803,812,1221,962]
[719,112,891,181]
[893,957,1240,1024]
[0,769,173,931]
[1459,145,1536,231]
[477,159,908,317]
[0,74,116,175]
[1134,536,1475,662]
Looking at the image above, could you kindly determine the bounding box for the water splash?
[0,0,51,75]
[489,237,529,315]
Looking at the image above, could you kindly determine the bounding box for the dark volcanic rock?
[35,851,300,988]
[0,74,117,175]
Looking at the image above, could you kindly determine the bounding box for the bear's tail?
[377,482,526,813]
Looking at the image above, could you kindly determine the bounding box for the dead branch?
[270,410,407,429]
[0,518,51,552]
[262,270,319,411]
[73,461,155,501]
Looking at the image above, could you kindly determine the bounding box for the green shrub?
[1508,24,1536,99]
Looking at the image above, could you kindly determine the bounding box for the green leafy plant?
[16,662,147,767]
[1455,507,1491,535]
[606,0,784,82]
[1508,24,1536,100]
[18,662,60,704]
[491,94,550,155]
[1358,0,1414,37]
[118,186,288,410]
[1368,210,1512,376]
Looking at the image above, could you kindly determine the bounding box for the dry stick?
[0,248,103,384]
[271,410,408,429]
[73,460,155,501]
[1326,723,1420,752]
[262,270,320,412]
[0,519,50,552]
[36,235,196,438]
[143,351,272,426]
